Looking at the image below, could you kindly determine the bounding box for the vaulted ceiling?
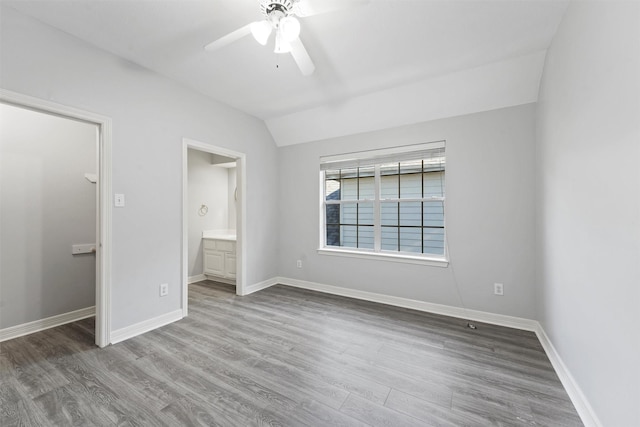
[3,0,569,145]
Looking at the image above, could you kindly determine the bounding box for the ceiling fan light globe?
[250,20,272,45]
[279,16,300,42]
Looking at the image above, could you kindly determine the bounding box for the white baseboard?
[188,274,206,284]
[534,324,602,427]
[110,309,183,345]
[275,277,538,331]
[204,275,236,286]
[241,277,280,296]
[0,306,96,342]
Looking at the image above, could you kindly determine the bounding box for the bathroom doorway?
[181,139,246,317]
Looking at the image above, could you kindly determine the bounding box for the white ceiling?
[4,0,569,146]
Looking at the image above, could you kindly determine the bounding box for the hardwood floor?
[1,280,583,426]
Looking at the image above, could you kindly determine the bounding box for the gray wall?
[278,104,537,319]
[0,103,97,329]
[0,6,280,331]
[535,1,640,425]
[187,149,231,278]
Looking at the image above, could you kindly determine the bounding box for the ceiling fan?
[204,0,368,76]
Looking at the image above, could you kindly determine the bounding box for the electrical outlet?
[296,260,302,268]
[159,283,168,297]
[494,283,504,296]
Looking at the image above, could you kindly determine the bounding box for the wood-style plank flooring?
[1,281,583,426]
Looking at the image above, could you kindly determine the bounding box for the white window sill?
[317,248,449,267]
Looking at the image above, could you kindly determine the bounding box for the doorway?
[182,139,246,317]
[0,89,112,348]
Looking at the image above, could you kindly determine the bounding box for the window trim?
[318,141,448,266]
[317,247,449,267]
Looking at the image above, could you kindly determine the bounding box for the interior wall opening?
[182,139,246,316]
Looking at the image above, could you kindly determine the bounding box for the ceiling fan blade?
[204,23,253,51]
[289,38,315,76]
[293,0,370,18]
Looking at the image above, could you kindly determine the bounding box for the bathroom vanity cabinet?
[203,233,236,283]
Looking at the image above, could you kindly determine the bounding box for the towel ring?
[198,204,208,216]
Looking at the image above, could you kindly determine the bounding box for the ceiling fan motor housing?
[261,0,295,18]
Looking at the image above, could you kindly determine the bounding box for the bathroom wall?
[187,149,236,279]
[228,167,237,231]
[0,103,97,329]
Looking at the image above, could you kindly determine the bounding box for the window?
[320,142,446,264]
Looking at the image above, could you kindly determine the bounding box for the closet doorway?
[0,89,112,347]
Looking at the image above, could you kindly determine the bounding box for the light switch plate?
[114,193,125,207]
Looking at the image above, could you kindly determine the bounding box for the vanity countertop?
[202,230,236,241]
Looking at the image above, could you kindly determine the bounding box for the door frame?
[0,88,112,348]
[182,138,247,316]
